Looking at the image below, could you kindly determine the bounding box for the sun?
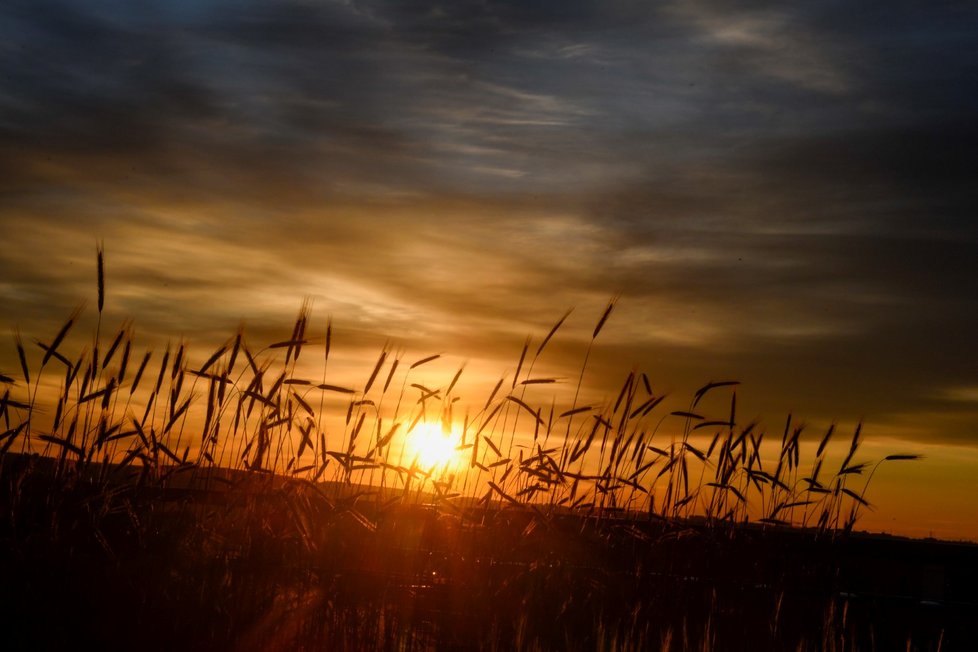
[406,422,461,471]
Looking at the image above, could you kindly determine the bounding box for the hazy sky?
[2,1,977,538]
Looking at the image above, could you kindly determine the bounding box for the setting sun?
[405,422,461,471]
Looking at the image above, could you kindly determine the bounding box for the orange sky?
[1,1,977,541]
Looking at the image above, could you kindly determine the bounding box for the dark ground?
[1,453,975,651]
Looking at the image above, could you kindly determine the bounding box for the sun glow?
[406,422,462,471]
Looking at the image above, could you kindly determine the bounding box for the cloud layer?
[2,0,977,450]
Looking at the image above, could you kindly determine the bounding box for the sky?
[2,1,977,540]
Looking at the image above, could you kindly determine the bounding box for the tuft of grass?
[0,250,947,652]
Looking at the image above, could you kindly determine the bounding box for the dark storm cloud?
[1,0,977,446]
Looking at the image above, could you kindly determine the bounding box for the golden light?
[406,422,462,471]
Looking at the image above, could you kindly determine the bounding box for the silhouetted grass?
[0,250,968,651]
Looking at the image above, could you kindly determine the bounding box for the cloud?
[668,2,851,94]
[1,0,977,450]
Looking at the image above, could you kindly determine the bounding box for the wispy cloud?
[1,0,977,451]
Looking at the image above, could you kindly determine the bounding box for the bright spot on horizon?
[406,422,462,472]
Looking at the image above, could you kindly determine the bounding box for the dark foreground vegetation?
[1,452,975,651]
[1,251,975,650]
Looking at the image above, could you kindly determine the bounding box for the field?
[1,256,976,650]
